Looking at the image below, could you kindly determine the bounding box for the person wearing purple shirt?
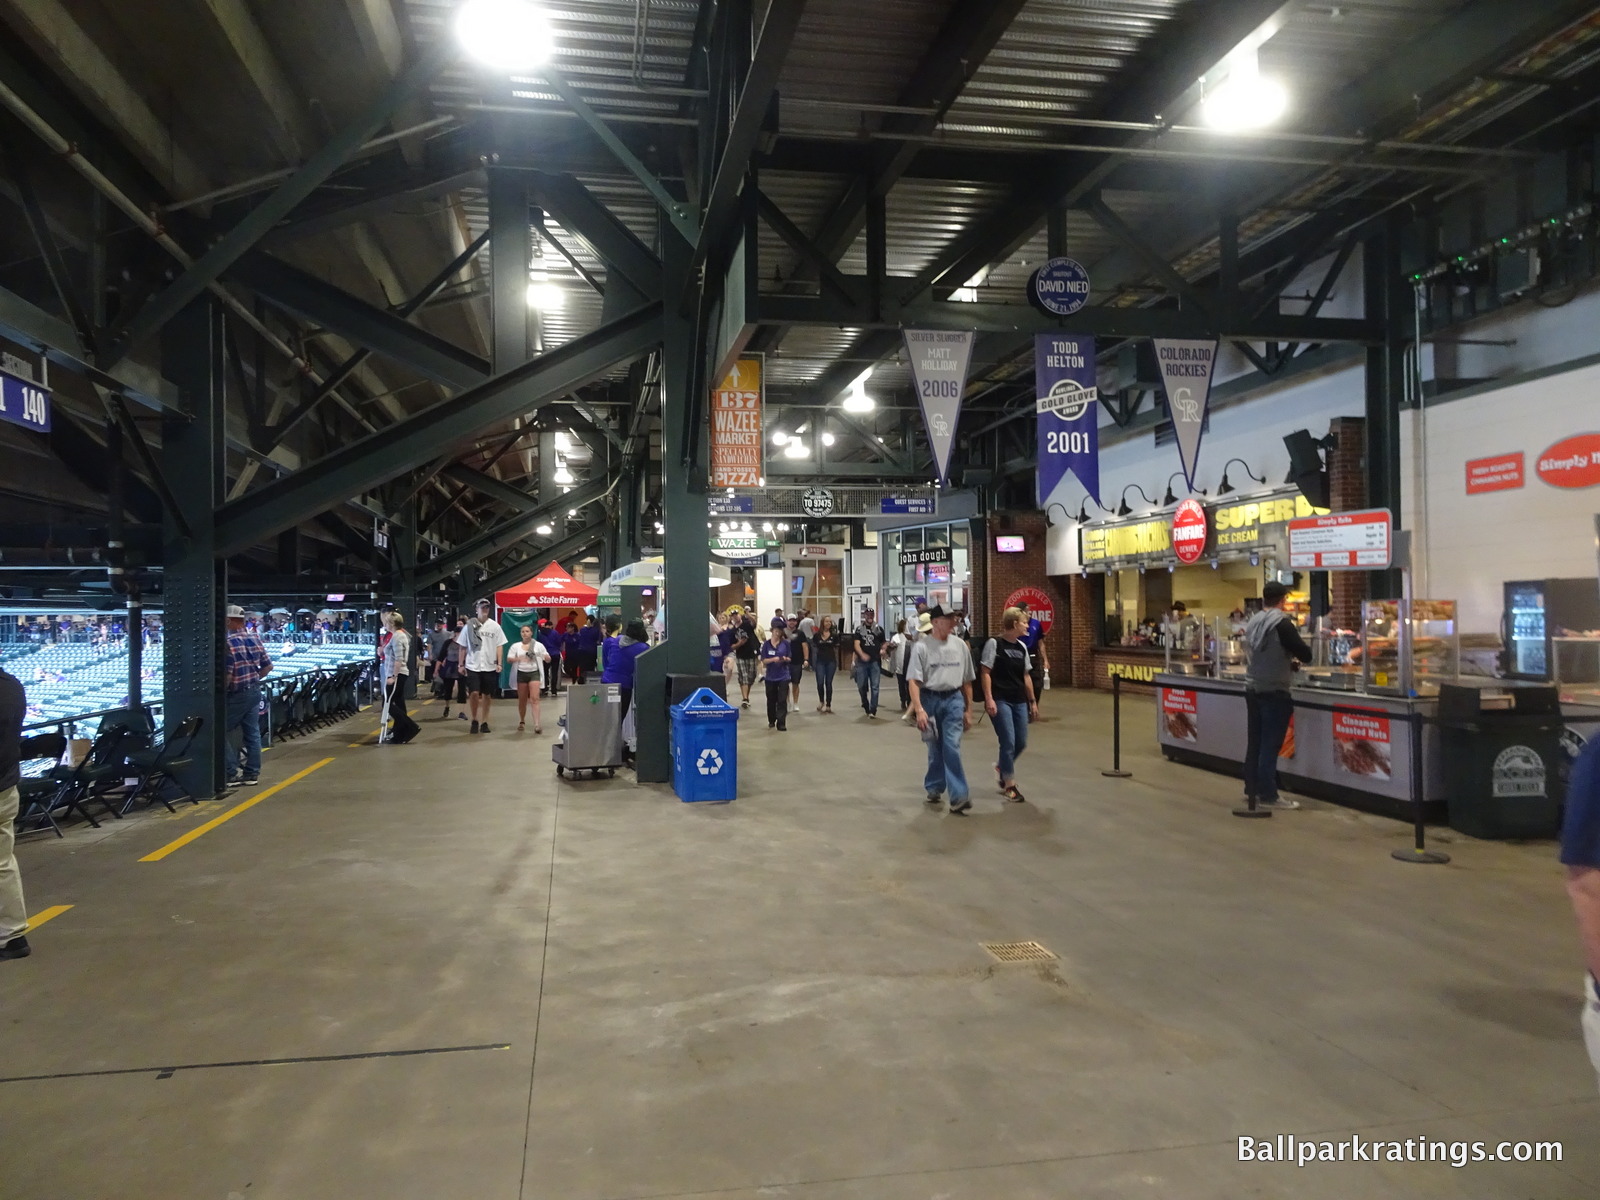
[759,627,792,731]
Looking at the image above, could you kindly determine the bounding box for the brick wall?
[1327,416,1368,629]
[1067,573,1097,688]
[978,511,1072,688]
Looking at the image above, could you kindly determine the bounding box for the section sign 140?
[0,371,50,432]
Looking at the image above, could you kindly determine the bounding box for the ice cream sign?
[1534,433,1600,489]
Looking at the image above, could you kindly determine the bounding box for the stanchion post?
[1392,707,1449,864]
[1102,672,1132,778]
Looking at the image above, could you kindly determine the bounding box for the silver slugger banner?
[1153,339,1217,490]
[904,330,974,486]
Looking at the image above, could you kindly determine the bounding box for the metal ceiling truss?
[476,518,610,598]
[415,474,611,590]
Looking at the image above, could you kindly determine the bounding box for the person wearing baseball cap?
[223,603,273,786]
[907,604,976,813]
[851,606,886,718]
[456,598,508,733]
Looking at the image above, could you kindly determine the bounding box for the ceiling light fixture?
[456,0,556,72]
[552,460,574,485]
[1201,47,1288,132]
[535,523,553,536]
[553,430,570,450]
[821,431,836,447]
[771,430,788,446]
[527,273,565,311]
[783,440,809,459]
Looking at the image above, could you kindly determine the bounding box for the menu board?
[1287,508,1392,570]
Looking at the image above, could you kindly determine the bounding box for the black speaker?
[1283,429,1330,509]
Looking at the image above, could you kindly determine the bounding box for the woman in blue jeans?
[811,616,840,712]
[979,608,1039,802]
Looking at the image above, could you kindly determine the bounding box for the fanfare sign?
[1287,508,1392,570]
[0,370,51,432]
[709,356,763,488]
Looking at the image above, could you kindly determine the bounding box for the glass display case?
[1352,599,1459,697]
[1552,636,1600,705]
[1162,615,1212,675]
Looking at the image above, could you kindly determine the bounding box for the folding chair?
[115,715,204,815]
[15,732,70,838]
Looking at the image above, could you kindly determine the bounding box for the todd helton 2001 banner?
[1035,334,1098,507]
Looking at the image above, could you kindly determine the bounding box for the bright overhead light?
[567,509,577,517]
[456,0,555,72]
[535,523,553,536]
[761,522,773,533]
[1201,48,1288,132]
[875,435,885,444]
[771,430,789,447]
[841,377,875,413]
[527,277,565,311]
[553,430,570,450]
[741,521,752,533]
[820,431,836,447]
[794,422,808,435]
[783,440,809,459]
[552,461,575,485]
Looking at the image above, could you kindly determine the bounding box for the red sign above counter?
[1535,433,1600,489]
[1171,498,1208,564]
[1465,452,1524,494]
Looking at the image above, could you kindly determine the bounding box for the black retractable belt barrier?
[1101,673,1132,779]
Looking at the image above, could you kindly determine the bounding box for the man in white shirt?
[907,605,976,814]
[455,598,508,734]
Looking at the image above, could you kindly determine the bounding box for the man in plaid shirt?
[224,604,273,786]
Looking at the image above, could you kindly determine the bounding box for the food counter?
[1153,673,1445,817]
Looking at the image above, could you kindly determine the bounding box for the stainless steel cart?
[551,683,624,778]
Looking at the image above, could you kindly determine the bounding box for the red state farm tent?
[494,561,599,610]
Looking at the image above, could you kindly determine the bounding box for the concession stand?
[1081,487,1322,690]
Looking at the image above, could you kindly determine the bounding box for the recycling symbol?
[696,748,724,775]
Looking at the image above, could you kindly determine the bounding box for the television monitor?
[325,594,345,602]
[792,575,806,593]
[995,535,1026,553]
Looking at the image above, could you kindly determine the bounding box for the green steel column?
[161,300,227,799]
[1364,215,1405,599]
[659,226,709,675]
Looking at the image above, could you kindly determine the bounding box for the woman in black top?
[811,616,840,713]
[980,607,1039,802]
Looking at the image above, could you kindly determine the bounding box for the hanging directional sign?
[0,370,51,432]
[1153,339,1217,490]
[709,356,763,489]
[903,329,974,486]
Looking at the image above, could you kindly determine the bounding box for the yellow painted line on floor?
[24,905,72,933]
[139,759,335,862]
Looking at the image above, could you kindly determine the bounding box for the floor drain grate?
[981,940,1058,964]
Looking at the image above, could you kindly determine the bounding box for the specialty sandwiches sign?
[710,356,764,489]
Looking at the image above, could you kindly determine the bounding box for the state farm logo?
[1535,433,1600,489]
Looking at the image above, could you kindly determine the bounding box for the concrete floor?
[3,688,1596,1199]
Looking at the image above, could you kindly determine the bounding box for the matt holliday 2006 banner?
[903,329,975,486]
[1035,333,1098,507]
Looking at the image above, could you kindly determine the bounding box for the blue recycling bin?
[670,687,740,802]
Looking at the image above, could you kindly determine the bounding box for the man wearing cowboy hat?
[223,604,273,786]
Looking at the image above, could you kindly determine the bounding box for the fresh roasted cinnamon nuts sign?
[1534,433,1600,489]
[1465,453,1524,494]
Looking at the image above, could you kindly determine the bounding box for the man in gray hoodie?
[1243,580,1313,810]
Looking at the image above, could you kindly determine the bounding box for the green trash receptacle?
[1438,684,1565,839]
